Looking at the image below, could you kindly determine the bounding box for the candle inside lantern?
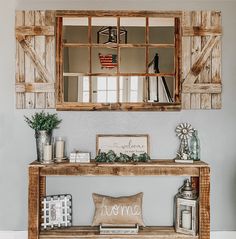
[182,210,192,230]
[43,144,52,162]
[55,137,65,158]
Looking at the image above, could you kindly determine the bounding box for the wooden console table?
[28,160,210,239]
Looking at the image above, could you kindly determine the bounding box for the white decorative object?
[182,210,192,230]
[69,152,91,163]
[41,194,72,230]
[55,137,65,158]
[96,134,149,156]
[174,179,198,236]
[43,144,52,163]
[175,123,194,163]
[100,224,139,235]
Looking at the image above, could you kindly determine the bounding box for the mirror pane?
[92,17,117,44]
[148,48,174,73]
[64,75,90,102]
[119,76,145,102]
[120,17,145,44]
[63,18,88,43]
[92,47,117,74]
[149,18,175,44]
[147,76,174,103]
[63,47,89,73]
[92,76,118,103]
[120,48,146,73]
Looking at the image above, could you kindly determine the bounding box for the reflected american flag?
[99,53,117,69]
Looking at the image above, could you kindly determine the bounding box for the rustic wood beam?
[16,35,52,83]
[182,26,222,36]
[16,26,54,37]
[16,83,55,93]
[182,83,222,94]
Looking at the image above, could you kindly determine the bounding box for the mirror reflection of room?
[62,17,176,103]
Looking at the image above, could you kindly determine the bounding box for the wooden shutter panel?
[181,11,222,109]
[15,10,56,109]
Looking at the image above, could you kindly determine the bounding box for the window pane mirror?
[56,11,181,111]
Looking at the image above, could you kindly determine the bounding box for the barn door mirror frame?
[55,11,182,111]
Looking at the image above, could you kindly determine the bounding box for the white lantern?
[174,179,198,236]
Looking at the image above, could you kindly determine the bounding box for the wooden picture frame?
[96,134,149,156]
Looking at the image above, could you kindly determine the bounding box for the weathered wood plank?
[34,160,208,176]
[56,17,63,104]
[200,11,212,109]
[24,11,35,109]
[35,10,46,108]
[15,11,25,108]
[56,10,182,18]
[199,167,210,239]
[16,83,55,93]
[190,11,201,109]
[28,166,40,239]
[181,11,191,109]
[45,10,56,108]
[17,37,52,83]
[15,26,54,36]
[182,26,221,36]
[211,11,222,109]
[184,36,220,84]
[182,83,221,94]
[40,226,199,238]
[56,102,181,111]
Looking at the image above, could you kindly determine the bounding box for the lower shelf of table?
[40,226,198,238]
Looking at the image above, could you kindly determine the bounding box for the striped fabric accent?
[99,53,117,69]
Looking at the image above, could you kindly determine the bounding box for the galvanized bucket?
[35,130,52,162]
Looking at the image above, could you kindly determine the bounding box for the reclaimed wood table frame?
[28,160,210,239]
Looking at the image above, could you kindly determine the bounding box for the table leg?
[199,167,210,239]
[28,167,40,239]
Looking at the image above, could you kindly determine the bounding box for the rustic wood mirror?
[56,11,181,111]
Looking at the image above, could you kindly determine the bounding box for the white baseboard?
[0,231,235,239]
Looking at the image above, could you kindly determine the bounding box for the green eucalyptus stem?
[95,150,151,163]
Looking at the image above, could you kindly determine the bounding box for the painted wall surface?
[0,0,236,231]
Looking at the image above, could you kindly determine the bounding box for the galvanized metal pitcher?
[35,130,52,162]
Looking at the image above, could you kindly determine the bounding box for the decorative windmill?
[175,123,194,161]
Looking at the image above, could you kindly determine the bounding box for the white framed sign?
[41,194,72,229]
[96,134,149,156]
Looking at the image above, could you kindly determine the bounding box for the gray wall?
[0,0,235,231]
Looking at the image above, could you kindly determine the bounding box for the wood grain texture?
[181,11,222,110]
[35,11,46,108]
[24,11,35,109]
[28,166,40,239]
[181,11,191,109]
[15,10,56,109]
[211,11,222,109]
[199,167,210,239]
[15,11,25,108]
[56,102,181,111]
[45,11,56,108]
[40,226,199,238]
[29,160,209,177]
[190,11,201,109]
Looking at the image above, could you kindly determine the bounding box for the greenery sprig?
[95,150,151,163]
[24,111,62,131]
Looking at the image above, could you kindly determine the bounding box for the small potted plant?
[24,111,62,162]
